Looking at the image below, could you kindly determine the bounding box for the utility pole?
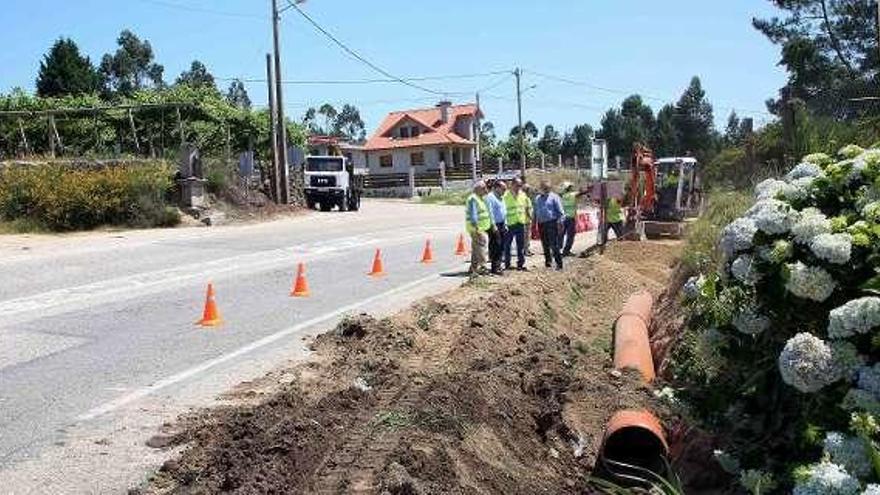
[876,0,880,64]
[474,92,482,182]
[266,53,280,202]
[271,0,290,204]
[514,68,525,180]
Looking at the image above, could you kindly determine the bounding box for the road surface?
[0,200,472,494]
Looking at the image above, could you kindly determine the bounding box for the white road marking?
[0,229,457,328]
[76,272,449,421]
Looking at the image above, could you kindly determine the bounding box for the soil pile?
[143,241,681,495]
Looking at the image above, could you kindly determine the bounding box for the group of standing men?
[466,178,614,276]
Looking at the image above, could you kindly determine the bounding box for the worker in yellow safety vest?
[558,182,589,256]
[466,180,493,275]
[605,194,625,241]
[502,177,532,271]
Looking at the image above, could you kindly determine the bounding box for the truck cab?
[303,155,364,212]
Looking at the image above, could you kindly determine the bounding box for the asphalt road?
[0,200,473,494]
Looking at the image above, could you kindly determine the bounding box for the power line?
[132,0,263,19]
[526,68,774,117]
[216,70,510,87]
[284,0,450,96]
[476,73,514,94]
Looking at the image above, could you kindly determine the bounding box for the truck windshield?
[306,158,344,172]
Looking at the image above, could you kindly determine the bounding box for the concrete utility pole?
[266,53,280,202]
[514,68,525,179]
[474,92,481,182]
[271,0,290,204]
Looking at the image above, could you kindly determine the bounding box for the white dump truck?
[303,155,364,212]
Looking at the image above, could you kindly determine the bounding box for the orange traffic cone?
[368,248,386,277]
[454,234,468,256]
[196,283,223,327]
[420,239,434,264]
[290,262,310,297]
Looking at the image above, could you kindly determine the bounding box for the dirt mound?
[143,241,681,495]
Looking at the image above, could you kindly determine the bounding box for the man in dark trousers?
[484,180,508,275]
[533,180,565,270]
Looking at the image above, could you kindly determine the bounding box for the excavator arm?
[628,143,656,213]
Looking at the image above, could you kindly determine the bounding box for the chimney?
[437,100,452,123]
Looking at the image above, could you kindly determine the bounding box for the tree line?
[0,31,367,160]
[480,76,722,167]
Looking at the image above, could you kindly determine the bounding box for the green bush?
[0,161,177,231]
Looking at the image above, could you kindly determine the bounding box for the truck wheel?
[306,199,316,210]
[350,193,361,211]
[340,194,349,212]
[319,202,332,212]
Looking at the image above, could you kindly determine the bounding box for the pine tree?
[673,77,716,160]
[36,38,100,97]
[225,79,251,110]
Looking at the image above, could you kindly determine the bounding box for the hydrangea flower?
[720,217,758,257]
[792,461,860,495]
[683,275,705,300]
[841,388,880,415]
[828,298,880,339]
[747,199,794,234]
[858,364,880,400]
[759,239,793,264]
[779,333,838,393]
[787,162,824,181]
[840,144,866,160]
[863,484,880,495]
[863,202,880,223]
[824,432,873,479]
[803,152,834,168]
[792,208,832,245]
[785,262,836,302]
[755,178,791,200]
[731,254,760,285]
[784,176,816,202]
[811,233,853,265]
[848,220,873,247]
[732,307,770,335]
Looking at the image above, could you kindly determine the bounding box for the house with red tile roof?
[362,101,482,174]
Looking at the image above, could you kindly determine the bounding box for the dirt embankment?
[142,242,682,495]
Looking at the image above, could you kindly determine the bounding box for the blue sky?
[0,0,787,136]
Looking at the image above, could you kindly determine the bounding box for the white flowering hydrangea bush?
[674,146,880,491]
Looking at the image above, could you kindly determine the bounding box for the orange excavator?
[626,143,702,238]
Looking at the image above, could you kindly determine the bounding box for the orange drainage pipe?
[599,290,669,481]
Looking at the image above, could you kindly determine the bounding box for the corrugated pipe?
[598,290,669,482]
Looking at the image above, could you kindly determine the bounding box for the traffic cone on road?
[420,239,434,264]
[454,234,468,256]
[290,263,310,297]
[368,249,386,277]
[196,283,223,327]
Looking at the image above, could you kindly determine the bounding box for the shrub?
[672,144,880,490]
[0,160,177,231]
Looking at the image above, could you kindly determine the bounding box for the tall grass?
[680,190,753,275]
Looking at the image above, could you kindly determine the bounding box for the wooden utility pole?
[266,53,280,202]
[514,68,525,179]
[271,0,290,204]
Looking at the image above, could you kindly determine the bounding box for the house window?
[411,126,421,137]
[410,152,425,166]
[399,127,410,138]
[379,155,393,168]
